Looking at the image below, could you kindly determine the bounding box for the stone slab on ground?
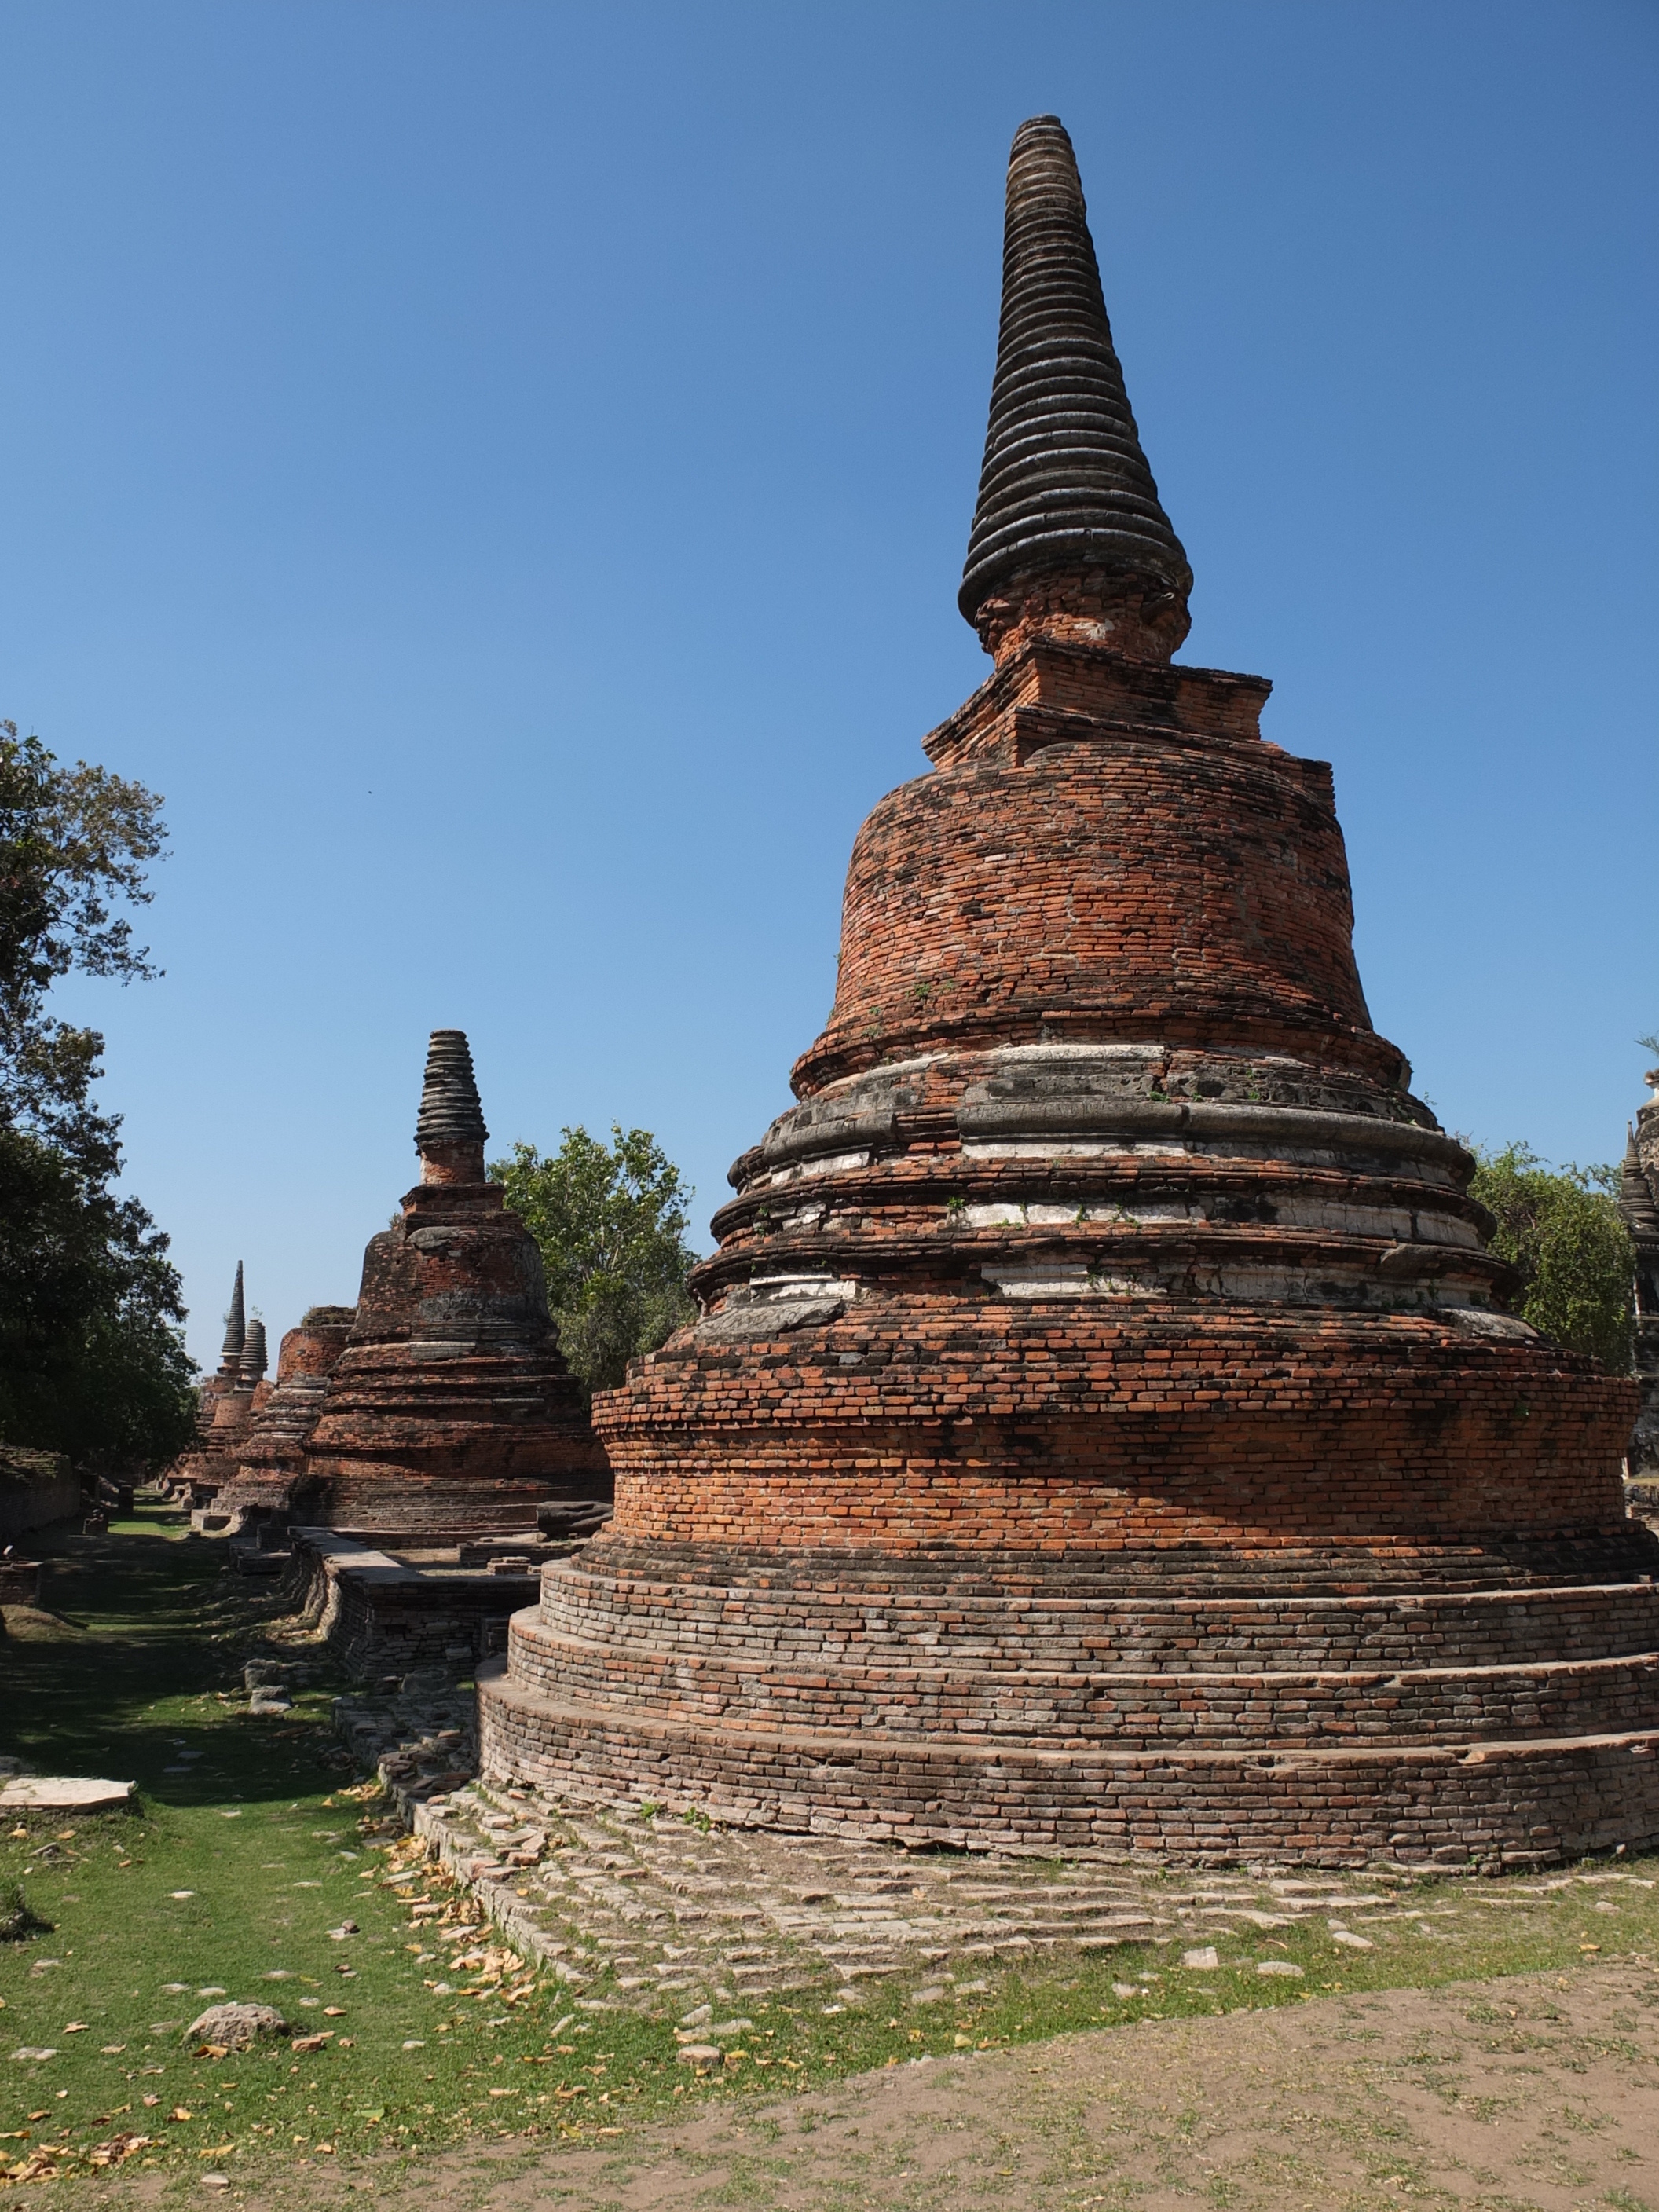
[0,1775,134,1812]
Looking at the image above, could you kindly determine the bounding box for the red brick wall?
[794,646,1401,1097]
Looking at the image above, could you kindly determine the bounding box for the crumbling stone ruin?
[294,1030,607,1536]
[1619,1070,1659,1478]
[203,1304,357,1533]
[161,1260,244,1495]
[166,1272,269,1507]
[478,116,1657,1866]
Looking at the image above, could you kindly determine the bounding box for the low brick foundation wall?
[0,1448,79,1545]
[286,1528,540,1678]
[478,1657,1659,1867]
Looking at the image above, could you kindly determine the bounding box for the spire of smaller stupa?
[414,1029,489,1155]
[220,1262,246,1361]
[960,115,1191,627]
[1620,1127,1659,1239]
[237,1317,268,1390]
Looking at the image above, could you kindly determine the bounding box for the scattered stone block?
[188,2008,291,2053]
[0,1778,133,1814]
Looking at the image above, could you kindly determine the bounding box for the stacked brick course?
[209,1305,357,1532]
[296,1031,608,1535]
[167,1286,269,1505]
[1619,1073,1659,1477]
[479,116,1657,1863]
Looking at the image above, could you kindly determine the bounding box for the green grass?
[2,1504,1657,2205]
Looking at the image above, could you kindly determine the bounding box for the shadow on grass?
[2,1504,354,1807]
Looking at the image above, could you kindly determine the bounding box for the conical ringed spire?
[960,115,1191,639]
[415,1029,489,1165]
[219,1261,246,1365]
[236,1316,268,1390]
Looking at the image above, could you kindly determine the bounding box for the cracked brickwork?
[478,118,1657,1860]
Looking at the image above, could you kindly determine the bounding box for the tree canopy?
[0,1125,196,1467]
[1,720,166,1171]
[490,1125,698,1396]
[1469,1143,1635,1370]
[0,722,194,1468]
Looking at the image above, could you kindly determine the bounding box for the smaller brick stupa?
[168,1282,269,1503]
[163,1262,246,1494]
[1620,1069,1659,1476]
[211,1306,357,1533]
[295,1030,607,1535]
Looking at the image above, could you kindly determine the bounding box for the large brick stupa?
[295,1030,608,1536]
[480,118,1658,1863]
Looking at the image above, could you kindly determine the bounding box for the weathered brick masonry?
[1619,1075,1659,1476]
[297,1031,608,1534]
[480,115,1657,1862]
[207,1304,356,1533]
[168,1284,269,1506]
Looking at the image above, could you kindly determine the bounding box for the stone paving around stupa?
[330,1672,1602,2024]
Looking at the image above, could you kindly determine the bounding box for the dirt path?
[193,1961,1657,2211]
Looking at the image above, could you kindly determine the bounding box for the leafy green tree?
[0,1126,196,1468]
[490,1126,698,1396]
[0,723,194,1467]
[1469,1143,1635,1369]
[1,720,166,1171]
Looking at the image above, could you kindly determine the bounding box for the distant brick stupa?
[1619,1071,1659,1477]
[167,1263,266,1502]
[212,1304,357,1532]
[294,1031,607,1535]
[480,119,1656,1863]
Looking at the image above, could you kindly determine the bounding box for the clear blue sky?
[2,2,1654,1370]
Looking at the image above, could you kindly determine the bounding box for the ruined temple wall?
[0,1448,80,1544]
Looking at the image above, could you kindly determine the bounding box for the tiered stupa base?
[483,1555,1659,1865]
[298,1342,609,1540]
[481,1309,1659,1866]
